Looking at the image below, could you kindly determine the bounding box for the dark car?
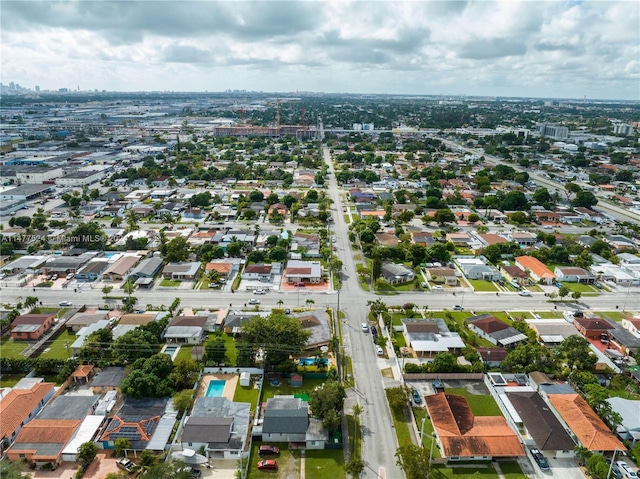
[530,448,550,472]
[412,389,422,404]
[606,460,623,479]
[259,445,280,456]
[257,460,278,470]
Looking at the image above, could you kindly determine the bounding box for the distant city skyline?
[2,1,639,101]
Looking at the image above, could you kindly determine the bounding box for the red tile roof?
[547,394,625,451]
[0,382,55,441]
[8,419,81,460]
[425,393,524,458]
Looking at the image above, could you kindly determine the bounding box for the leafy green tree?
[500,191,529,211]
[558,285,570,299]
[395,444,431,479]
[573,190,598,208]
[114,437,130,457]
[238,312,311,370]
[69,222,107,249]
[205,336,227,364]
[0,459,30,479]
[432,352,457,372]
[120,370,172,398]
[162,237,190,262]
[173,390,194,413]
[168,357,200,390]
[189,192,211,208]
[434,208,455,225]
[501,342,556,373]
[77,441,98,465]
[386,387,409,417]
[113,329,160,362]
[139,461,194,479]
[309,380,346,430]
[573,249,593,269]
[555,335,597,370]
[267,246,287,261]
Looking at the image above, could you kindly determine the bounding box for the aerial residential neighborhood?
[1,89,638,479]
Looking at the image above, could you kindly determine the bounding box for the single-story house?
[476,347,508,368]
[554,267,596,284]
[296,309,332,350]
[242,263,280,282]
[402,318,465,358]
[284,260,323,284]
[467,314,527,349]
[184,397,252,460]
[547,394,625,453]
[621,318,640,338]
[101,255,140,282]
[127,257,164,282]
[515,256,556,285]
[504,390,576,456]
[162,262,202,281]
[500,265,530,286]
[6,419,81,468]
[380,262,415,285]
[605,397,640,447]
[89,367,126,394]
[0,382,55,452]
[425,393,524,461]
[259,395,327,450]
[11,313,55,340]
[455,256,503,282]
[66,311,109,333]
[573,317,615,339]
[164,315,207,344]
[427,267,458,285]
[75,260,109,282]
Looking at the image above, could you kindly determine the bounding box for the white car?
[361,322,369,332]
[617,461,638,479]
[254,289,266,295]
[58,301,72,307]
[518,290,532,297]
[248,298,260,305]
[376,345,384,356]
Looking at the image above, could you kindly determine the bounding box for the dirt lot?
[442,380,490,395]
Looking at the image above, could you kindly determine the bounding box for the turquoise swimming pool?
[206,380,226,397]
[299,357,328,366]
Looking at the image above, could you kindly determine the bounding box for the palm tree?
[277,299,284,307]
[305,299,315,308]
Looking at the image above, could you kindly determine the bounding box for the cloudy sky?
[2,0,638,100]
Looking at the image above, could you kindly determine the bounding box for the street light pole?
[420,417,426,447]
[607,449,620,479]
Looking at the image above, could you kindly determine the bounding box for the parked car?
[116,458,136,473]
[421,282,428,288]
[371,325,378,338]
[617,461,638,479]
[412,389,422,404]
[376,345,384,356]
[530,448,550,472]
[208,283,220,288]
[452,305,464,311]
[361,322,369,332]
[518,290,532,297]
[254,289,266,295]
[606,460,623,479]
[432,285,443,290]
[248,298,260,305]
[259,445,280,456]
[284,308,291,314]
[257,460,278,471]
[295,282,305,287]
[58,301,72,307]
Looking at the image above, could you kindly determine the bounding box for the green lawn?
[413,407,441,458]
[445,388,502,416]
[386,390,412,447]
[432,465,499,479]
[262,378,327,401]
[600,311,628,322]
[175,345,194,362]
[233,385,260,412]
[39,330,76,360]
[305,449,345,478]
[160,279,182,287]
[510,311,534,319]
[346,415,362,460]
[500,462,527,479]
[0,337,30,358]
[562,282,598,293]
[205,333,237,366]
[393,331,407,348]
[0,373,28,388]
[533,311,565,319]
[468,279,499,292]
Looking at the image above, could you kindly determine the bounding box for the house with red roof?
[515,256,557,285]
[0,382,55,453]
[425,393,524,460]
[6,419,81,468]
[11,313,55,340]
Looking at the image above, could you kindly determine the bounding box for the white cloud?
[1,0,638,99]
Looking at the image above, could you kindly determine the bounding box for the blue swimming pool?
[162,345,179,360]
[298,357,328,366]
[206,380,226,398]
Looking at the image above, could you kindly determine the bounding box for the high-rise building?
[538,123,569,140]
[613,123,634,136]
